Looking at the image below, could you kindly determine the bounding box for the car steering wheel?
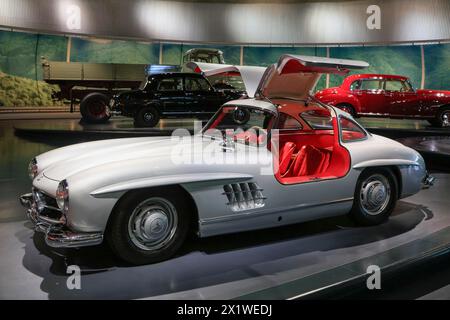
[247,126,268,144]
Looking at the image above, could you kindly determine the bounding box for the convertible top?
[186,55,369,100]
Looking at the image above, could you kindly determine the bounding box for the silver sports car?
[20,55,434,265]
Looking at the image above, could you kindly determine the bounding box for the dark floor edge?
[233,226,450,300]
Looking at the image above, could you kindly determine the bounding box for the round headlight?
[56,180,69,213]
[28,158,38,180]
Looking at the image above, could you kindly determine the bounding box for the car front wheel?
[106,190,190,265]
[134,106,160,127]
[349,168,398,226]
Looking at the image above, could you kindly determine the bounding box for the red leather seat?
[290,145,329,177]
[279,142,296,176]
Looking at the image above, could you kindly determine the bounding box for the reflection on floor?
[8,112,449,133]
[1,115,450,300]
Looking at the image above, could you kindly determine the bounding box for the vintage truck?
[42,48,226,123]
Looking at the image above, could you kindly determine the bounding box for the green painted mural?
[70,37,159,64]
[328,45,422,89]
[0,30,65,106]
[0,29,449,108]
[0,30,66,80]
[424,43,450,90]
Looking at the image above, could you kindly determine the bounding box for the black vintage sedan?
[110,73,245,127]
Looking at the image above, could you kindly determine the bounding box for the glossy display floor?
[1,115,450,299]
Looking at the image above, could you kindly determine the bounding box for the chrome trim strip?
[200,197,354,225]
[45,226,103,248]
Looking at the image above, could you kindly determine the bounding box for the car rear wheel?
[336,103,356,117]
[80,93,111,123]
[106,190,190,265]
[134,106,160,127]
[429,107,450,127]
[349,168,398,226]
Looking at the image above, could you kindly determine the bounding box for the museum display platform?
[0,173,449,300]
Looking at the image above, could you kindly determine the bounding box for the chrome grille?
[32,188,62,220]
[223,183,266,212]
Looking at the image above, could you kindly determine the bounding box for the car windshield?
[203,106,275,146]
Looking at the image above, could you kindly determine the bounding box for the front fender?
[90,172,253,196]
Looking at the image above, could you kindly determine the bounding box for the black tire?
[80,93,111,123]
[349,167,398,226]
[134,106,160,127]
[336,103,356,117]
[429,106,450,127]
[106,188,191,265]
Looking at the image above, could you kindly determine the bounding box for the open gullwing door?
[185,62,267,98]
[256,54,369,100]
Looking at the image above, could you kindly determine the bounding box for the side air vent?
[223,182,266,212]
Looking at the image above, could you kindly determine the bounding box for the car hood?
[40,136,211,181]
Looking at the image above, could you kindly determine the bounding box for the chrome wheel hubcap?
[442,111,450,127]
[360,174,391,216]
[128,197,177,251]
[144,112,154,122]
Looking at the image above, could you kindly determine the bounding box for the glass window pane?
[278,113,303,130]
[360,80,382,90]
[300,109,333,130]
[157,77,182,91]
[385,80,404,91]
[340,117,367,142]
[350,80,361,90]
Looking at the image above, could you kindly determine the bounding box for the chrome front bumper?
[19,193,103,248]
[422,173,436,189]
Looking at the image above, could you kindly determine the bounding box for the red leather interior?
[279,142,296,176]
[275,130,350,184]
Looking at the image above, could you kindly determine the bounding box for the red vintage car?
[315,74,450,127]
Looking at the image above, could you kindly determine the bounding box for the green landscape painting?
[0,29,448,107]
[70,37,159,64]
[424,43,450,90]
[328,45,423,89]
